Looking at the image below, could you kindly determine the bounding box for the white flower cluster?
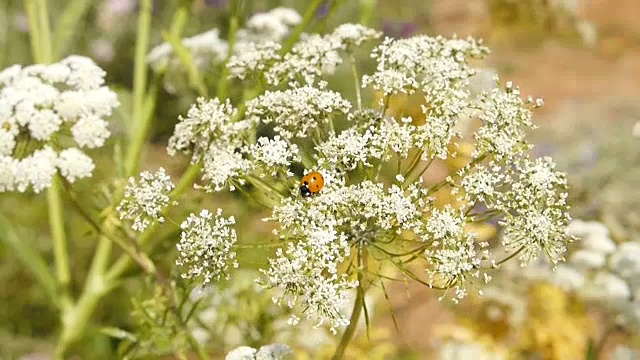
[246,85,351,138]
[261,180,427,331]
[176,209,238,284]
[117,168,175,232]
[225,343,293,360]
[0,56,118,193]
[166,21,572,331]
[264,25,381,86]
[147,29,229,73]
[148,8,302,90]
[167,97,256,192]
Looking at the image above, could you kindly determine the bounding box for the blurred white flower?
[0,56,118,193]
[56,148,96,183]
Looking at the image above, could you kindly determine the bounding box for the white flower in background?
[225,343,293,360]
[567,219,616,254]
[246,86,351,138]
[265,34,342,85]
[0,56,118,193]
[612,346,640,360]
[226,346,257,360]
[147,29,229,72]
[15,146,58,193]
[331,23,382,48]
[117,168,175,232]
[227,41,281,80]
[176,209,238,284]
[240,7,301,43]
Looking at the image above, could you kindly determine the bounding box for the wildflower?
[244,136,299,177]
[117,168,175,232]
[56,148,96,183]
[167,97,240,160]
[176,209,238,284]
[265,34,343,85]
[227,41,282,80]
[246,86,351,139]
[0,56,118,193]
[147,29,229,72]
[226,343,293,360]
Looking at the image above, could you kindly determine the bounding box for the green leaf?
[0,214,57,306]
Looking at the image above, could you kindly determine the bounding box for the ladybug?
[299,171,324,197]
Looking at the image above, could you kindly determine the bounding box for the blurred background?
[1,0,640,358]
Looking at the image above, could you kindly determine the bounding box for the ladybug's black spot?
[303,181,309,185]
[300,185,312,197]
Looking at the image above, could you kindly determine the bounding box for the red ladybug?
[299,171,324,197]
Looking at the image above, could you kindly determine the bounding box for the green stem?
[48,176,72,299]
[281,0,324,54]
[332,246,366,360]
[24,1,42,62]
[216,0,239,99]
[125,0,152,177]
[359,0,377,26]
[36,0,53,62]
[348,53,362,111]
[52,0,94,59]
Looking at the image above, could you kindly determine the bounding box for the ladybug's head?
[299,184,312,197]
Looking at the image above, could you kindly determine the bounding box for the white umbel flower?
[0,56,118,193]
[176,209,238,284]
[117,168,175,232]
[246,86,351,138]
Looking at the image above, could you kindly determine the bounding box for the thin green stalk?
[53,0,94,59]
[359,0,377,26]
[24,0,43,62]
[332,246,366,360]
[281,0,325,54]
[36,0,53,62]
[348,53,362,111]
[0,1,9,68]
[48,176,72,299]
[216,12,239,99]
[125,0,152,177]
